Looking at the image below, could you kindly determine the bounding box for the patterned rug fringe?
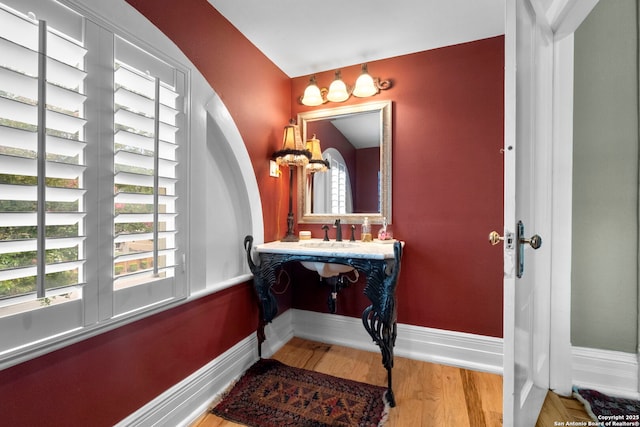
[207,371,244,411]
[572,387,600,423]
[378,390,391,427]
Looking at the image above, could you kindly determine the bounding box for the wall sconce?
[305,135,330,173]
[300,64,391,106]
[273,120,311,241]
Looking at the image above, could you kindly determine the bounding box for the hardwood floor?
[536,391,594,427]
[193,337,590,426]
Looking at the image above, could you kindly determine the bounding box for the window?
[311,148,352,215]
[0,1,86,317]
[0,0,187,356]
[111,36,184,315]
[330,157,347,214]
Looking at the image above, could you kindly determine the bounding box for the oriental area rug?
[211,358,389,427]
[573,386,640,425]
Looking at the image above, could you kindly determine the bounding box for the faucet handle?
[321,224,330,241]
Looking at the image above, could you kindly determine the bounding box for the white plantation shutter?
[113,36,180,295]
[330,158,347,214]
[0,0,188,355]
[0,5,86,300]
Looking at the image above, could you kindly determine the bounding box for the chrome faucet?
[333,219,342,241]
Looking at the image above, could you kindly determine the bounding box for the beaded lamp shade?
[273,121,311,166]
[305,135,329,173]
[273,120,311,242]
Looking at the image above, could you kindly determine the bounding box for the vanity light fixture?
[273,120,311,241]
[305,134,330,173]
[353,63,382,97]
[300,64,391,106]
[300,76,326,107]
[326,70,350,103]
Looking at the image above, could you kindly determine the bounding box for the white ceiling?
[207,0,505,78]
[330,113,380,149]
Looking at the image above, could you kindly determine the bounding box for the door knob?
[489,231,503,245]
[489,230,514,248]
[516,221,541,278]
[490,224,541,278]
[521,234,542,250]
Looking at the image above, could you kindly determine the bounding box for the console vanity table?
[243,235,404,406]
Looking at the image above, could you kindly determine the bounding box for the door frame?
[541,0,600,396]
[506,0,600,402]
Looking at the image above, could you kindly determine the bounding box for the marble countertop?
[255,238,403,260]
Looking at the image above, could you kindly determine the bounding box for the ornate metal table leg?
[256,314,266,358]
[363,305,398,407]
[244,235,279,358]
[360,241,402,407]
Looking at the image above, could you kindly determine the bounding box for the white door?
[502,0,554,425]
[502,0,602,424]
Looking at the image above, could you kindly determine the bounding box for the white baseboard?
[291,309,504,374]
[261,309,296,358]
[116,310,293,427]
[118,308,640,426]
[572,346,639,399]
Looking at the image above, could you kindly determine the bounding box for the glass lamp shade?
[353,64,378,98]
[274,123,310,166]
[326,71,350,102]
[301,77,324,106]
[305,135,329,172]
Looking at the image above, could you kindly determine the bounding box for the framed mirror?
[297,100,392,224]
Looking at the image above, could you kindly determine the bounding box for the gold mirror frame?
[297,100,392,224]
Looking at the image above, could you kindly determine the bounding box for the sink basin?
[300,261,354,278]
[299,241,357,249]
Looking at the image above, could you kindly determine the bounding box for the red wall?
[291,37,505,336]
[0,0,504,424]
[0,1,288,426]
[0,285,258,426]
[121,0,293,243]
[354,147,380,212]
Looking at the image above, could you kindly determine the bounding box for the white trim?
[572,346,639,400]
[550,0,600,40]
[261,310,296,358]
[117,309,501,425]
[292,309,503,374]
[393,321,503,375]
[203,93,264,246]
[115,309,640,425]
[116,334,257,427]
[115,310,293,427]
[549,32,575,396]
